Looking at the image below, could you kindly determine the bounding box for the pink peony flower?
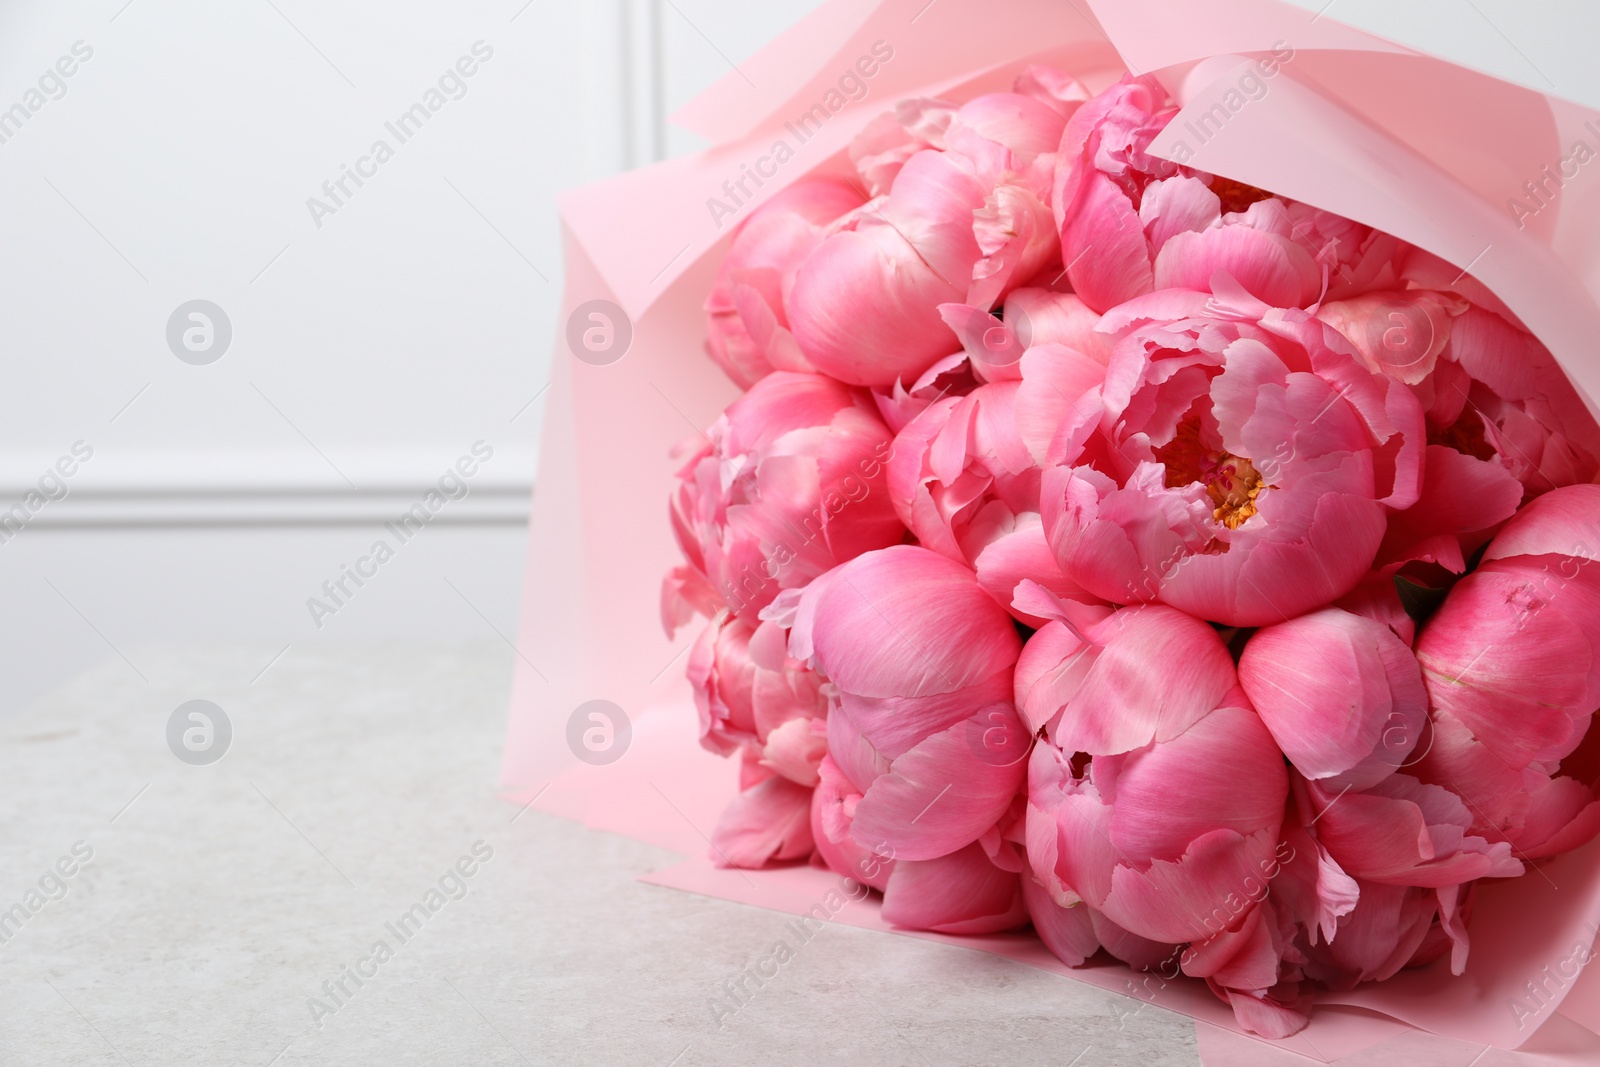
[664,371,905,632]
[1026,672,1296,1030]
[1298,880,1474,992]
[1410,305,1600,500]
[1296,773,1520,890]
[790,546,1029,866]
[1019,598,1303,1033]
[704,178,867,389]
[710,752,815,869]
[786,212,968,387]
[885,380,1097,623]
[888,86,1071,310]
[1412,484,1600,858]
[688,612,827,777]
[1238,607,1427,790]
[880,839,1029,934]
[1052,76,1182,313]
[1042,291,1426,626]
[1011,588,1236,755]
[1025,650,1288,946]
[1054,73,1427,323]
[692,611,830,869]
[939,287,1114,385]
[788,74,1078,388]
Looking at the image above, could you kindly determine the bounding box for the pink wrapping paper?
[502,0,1600,1059]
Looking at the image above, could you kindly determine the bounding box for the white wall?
[1,0,1595,718]
[0,0,826,718]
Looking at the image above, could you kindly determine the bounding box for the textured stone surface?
[0,642,1201,1066]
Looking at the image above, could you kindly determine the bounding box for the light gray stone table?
[0,642,1202,1066]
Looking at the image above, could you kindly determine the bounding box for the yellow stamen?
[1205,454,1265,529]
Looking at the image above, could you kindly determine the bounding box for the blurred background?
[2,0,1598,721]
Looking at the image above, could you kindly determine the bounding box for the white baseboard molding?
[0,449,538,530]
[8,485,533,529]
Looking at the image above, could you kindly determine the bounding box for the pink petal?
[1310,775,1521,887]
[1022,876,1101,966]
[973,516,1096,627]
[1275,823,1359,945]
[968,180,1057,310]
[880,841,1028,934]
[1153,225,1321,308]
[760,716,827,786]
[1239,607,1426,789]
[1100,705,1287,862]
[799,545,1021,700]
[1315,290,1463,386]
[1377,444,1523,566]
[1102,827,1281,945]
[836,673,1014,763]
[1220,986,1310,1040]
[788,221,963,387]
[1004,289,1114,363]
[810,756,895,891]
[852,703,1029,861]
[1014,620,1098,735]
[1049,605,1238,757]
[1482,482,1600,564]
[951,91,1067,164]
[1060,169,1154,313]
[938,303,1024,375]
[882,149,986,287]
[1139,175,1221,252]
[710,774,814,868]
[1014,344,1106,465]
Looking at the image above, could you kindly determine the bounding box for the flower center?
[1209,176,1275,215]
[1203,454,1265,529]
[1151,412,1271,530]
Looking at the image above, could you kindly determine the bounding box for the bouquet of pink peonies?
[658,69,1600,1039]
[505,0,1600,1057]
